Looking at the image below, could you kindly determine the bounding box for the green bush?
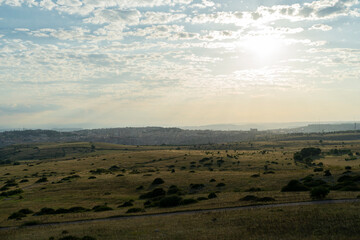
[181,198,198,205]
[118,201,134,208]
[281,180,309,192]
[152,178,164,185]
[310,186,330,200]
[36,177,48,183]
[0,189,23,197]
[92,205,113,212]
[241,195,259,201]
[139,188,166,199]
[167,185,180,195]
[208,192,217,199]
[159,196,183,207]
[126,208,144,213]
[8,211,26,220]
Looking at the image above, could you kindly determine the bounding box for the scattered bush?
[209,179,216,182]
[189,183,205,190]
[310,186,330,200]
[208,192,217,199]
[281,180,309,192]
[245,187,262,192]
[139,188,166,199]
[89,168,110,174]
[258,197,275,202]
[251,174,260,178]
[324,170,332,176]
[197,197,208,201]
[0,189,23,197]
[88,176,96,179]
[152,178,164,185]
[126,208,144,213]
[216,183,226,187]
[36,177,48,183]
[181,198,198,205]
[314,168,323,172]
[8,211,26,220]
[118,201,134,208]
[35,207,56,216]
[159,196,183,207]
[60,175,80,182]
[92,205,113,212]
[167,185,180,195]
[19,208,33,214]
[241,195,259,201]
[58,236,97,240]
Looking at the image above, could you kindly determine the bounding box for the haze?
[0,0,360,128]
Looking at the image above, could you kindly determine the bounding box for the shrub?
[152,178,164,185]
[181,198,198,205]
[136,185,144,190]
[36,177,48,183]
[167,185,180,195]
[21,221,40,226]
[216,183,226,187]
[310,186,330,200]
[209,179,216,182]
[88,176,96,179]
[189,183,205,190]
[68,207,89,213]
[8,211,26,220]
[139,188,166,199]
[92,205,113,212]
[20,179,29,183]
[251,174,260,178]
[258,197,275,202]
[314,168,323,172]
[118,201,134,208]
[0,189,23,197]
[35,207,56,215]
[159,196,183,207]
[324,170,332,176]
[208,192,217,199]
[197,197,208,201]
[89,168,110,174]
[18,208,33,214]
[241,195,259,201]
[126,208,144,213]
[245,187,262,192]
[281,180,309,192]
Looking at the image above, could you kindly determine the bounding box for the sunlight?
[242,35,283,61]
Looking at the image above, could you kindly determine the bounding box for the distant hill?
[278,123,360,133]
[0,127,257,147]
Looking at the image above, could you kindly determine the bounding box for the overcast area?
[0,0,359,128]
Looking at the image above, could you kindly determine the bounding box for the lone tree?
[310,186,330,200]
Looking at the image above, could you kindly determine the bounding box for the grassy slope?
[1,203,360,240]
[0,139,359,238]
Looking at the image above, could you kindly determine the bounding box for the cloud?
[140,12,186,25]
[309,24,333,31]
[0,104,59,115]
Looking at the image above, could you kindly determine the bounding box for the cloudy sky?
[0,0,359,128]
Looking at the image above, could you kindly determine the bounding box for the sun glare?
[243,35,283,61]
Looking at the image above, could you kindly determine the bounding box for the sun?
[242,35,283,61]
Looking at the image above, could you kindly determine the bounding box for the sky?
[0,0,359,128]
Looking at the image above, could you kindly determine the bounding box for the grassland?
[0,138,359,239]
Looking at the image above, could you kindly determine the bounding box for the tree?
[310,186,330,200]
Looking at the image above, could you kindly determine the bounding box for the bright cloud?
[0,0,359,127]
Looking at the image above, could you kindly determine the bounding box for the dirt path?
[1,198,359,230]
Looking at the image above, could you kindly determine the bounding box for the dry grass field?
[0,138,359,239]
